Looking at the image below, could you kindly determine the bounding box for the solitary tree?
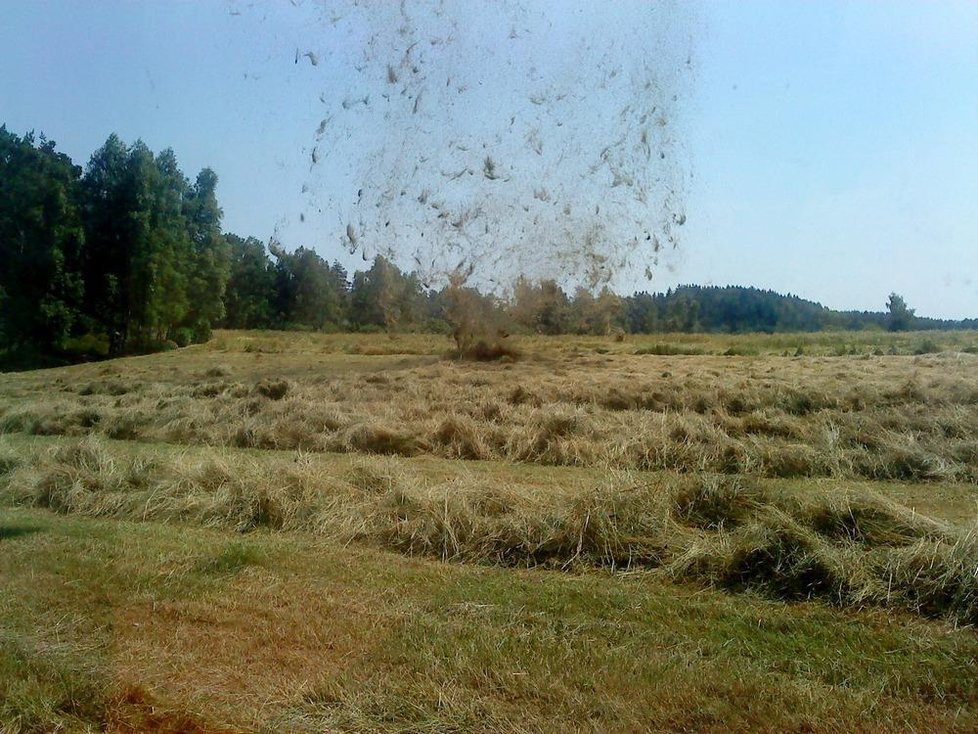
[886,292,915,332]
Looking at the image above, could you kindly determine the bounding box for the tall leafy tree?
[83,135,225,349]
[349,255,425,331]
[0,127,85,353]
[222,234,276,328]
[180,168,229,341]
[886,292,916,332]
[82,134,137,349]
[271,245,346,330]
[509,277,570,335]
[569,286,623,335]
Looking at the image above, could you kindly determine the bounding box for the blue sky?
[2,1,976,318]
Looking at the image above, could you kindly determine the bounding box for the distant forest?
[2,128,975,367]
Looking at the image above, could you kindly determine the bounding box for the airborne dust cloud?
[262,0,695,296]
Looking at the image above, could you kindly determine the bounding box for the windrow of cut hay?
[3,437,975,625]
[2,353,977,482]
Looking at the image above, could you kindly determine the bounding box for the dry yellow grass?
[3,435,976,626]
[3,332,977,483]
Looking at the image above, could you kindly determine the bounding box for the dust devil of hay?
[281,0,694,294]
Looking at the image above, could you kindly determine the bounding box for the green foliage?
[61,333,110,358]
[81,139,228,350]
[886,292,916,332]
[0,129,235,368]
[349,255,426,331]
[509,277,572,334]
[222,234,276,328]
[169,328,194,348]
[0,126,86,353]
[914,337,940,355]
[272,245,348,330]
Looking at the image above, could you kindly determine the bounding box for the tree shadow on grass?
[0,524,44,541]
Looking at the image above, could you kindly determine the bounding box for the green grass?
[1,506,977,733]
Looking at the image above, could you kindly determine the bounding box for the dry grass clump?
[105,684,232,734]
[191,381,228,399]
[799,492,949,547]
[28,438,118,514]
[202,365,232,378]
[78,379,132,397]
[343,423,427,456]
[753,440,823,478]
[504,408,591,465]
[0,403,89,437]
[671,476,765,530]
[507,384,543,407]
[860,443,955,482]
[4,438,975,624]
[254,378,290,400]
[702,512,851,603]
[344,457,401,494]
[102,411,144,441]
[0,444,20,477]
[870,533,978,625]
[431,414,492,460]
[360,475,670,568]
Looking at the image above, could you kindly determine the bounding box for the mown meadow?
[1,330,977,732]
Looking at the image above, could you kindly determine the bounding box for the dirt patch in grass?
[457,339,520,362]
[106,684,238,734]
[111,572,388,730]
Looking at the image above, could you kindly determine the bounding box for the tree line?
[2,127,974,368]
[1,127,226,364]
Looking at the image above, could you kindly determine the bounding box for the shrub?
[914,338,941,355]
[61,332,110,358]
[170,327,194,348]
[190,322,213,344]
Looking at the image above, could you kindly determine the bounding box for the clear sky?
[2,1,976,318]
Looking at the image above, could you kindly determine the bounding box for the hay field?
[2,330,978,732]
